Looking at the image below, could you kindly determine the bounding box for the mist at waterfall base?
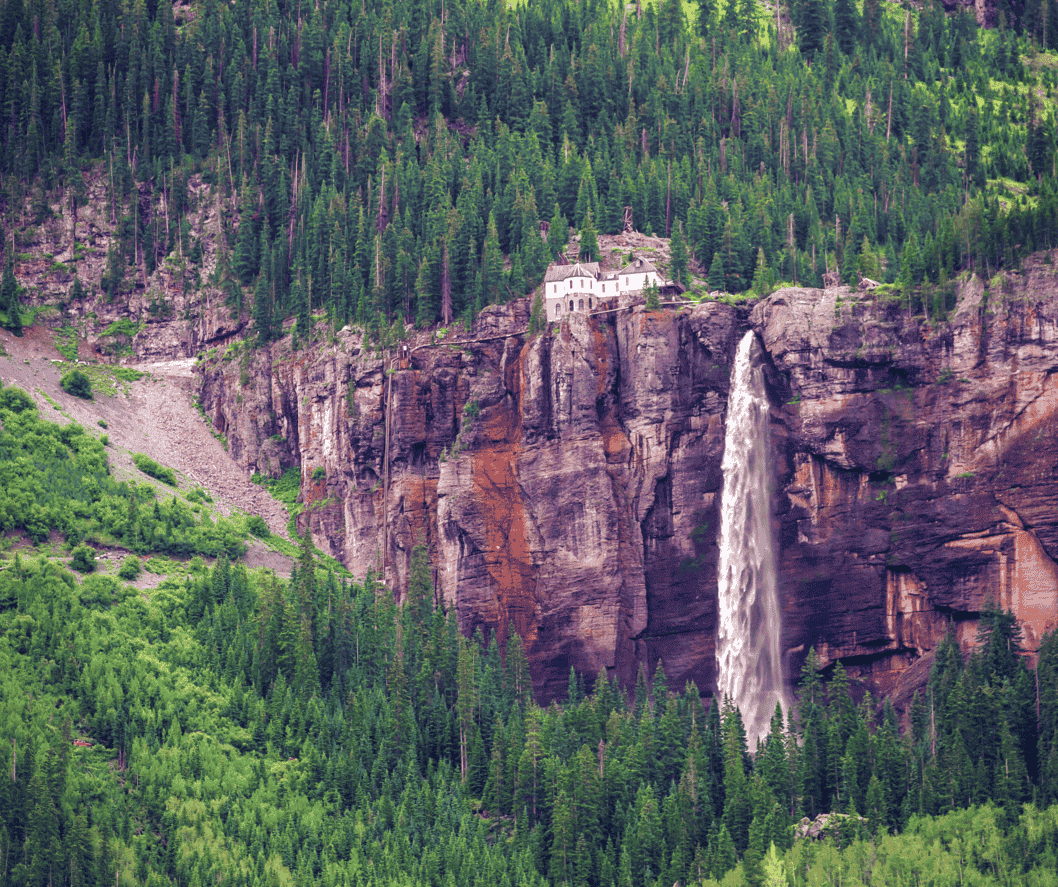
[716,331,789,750]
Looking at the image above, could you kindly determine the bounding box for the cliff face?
[198,253,1058,701]
[199,301,742,698]
[756,255,1058,699]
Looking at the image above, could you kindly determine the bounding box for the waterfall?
[716,331,788,750]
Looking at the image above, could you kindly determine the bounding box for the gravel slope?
[0,325,292,575]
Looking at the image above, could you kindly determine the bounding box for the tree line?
[0,0,1057,340]
[3,503,1058,886]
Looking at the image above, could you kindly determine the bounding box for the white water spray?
[716,331,788,749]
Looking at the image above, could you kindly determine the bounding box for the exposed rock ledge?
[194,253,1058,702]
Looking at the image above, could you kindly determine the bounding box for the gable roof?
[618,257,658,275]
[543,262,601,283]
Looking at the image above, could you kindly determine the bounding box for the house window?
[589,298,593,309]
[569,300,574,311]
[578,299,584,310]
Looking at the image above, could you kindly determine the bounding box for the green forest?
[1,0,1058,340]
[5,0,1058,883]
[3,379,1058,886]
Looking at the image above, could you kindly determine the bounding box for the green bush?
[111,366,146,383]
[117,556,141,580]
[132,453,178,487]
[246,514,270,538]
[60,368,93,400]
[253,466,302,507]
[71,545,96,573]
[311,466,326,483]
[0,385,34,413]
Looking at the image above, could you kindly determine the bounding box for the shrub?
[246,514,270,538]
[0,385,35,413]
[132,453,178,487]
[71,545,96,573]
[111,366,146,383]
[60,368,93,400]
[118,556,142,580]
[311,466,326,483]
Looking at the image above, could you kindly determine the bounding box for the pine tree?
[751,248,772,297]
[834,0,860,55]
[798,0,828,61]
[670,221,689,288]
[482,212,505,305]
[721,700,753,854]
[548,204,569,260]
[742,814,766,887]
[579,208,600,262]
[708,252,726,292]
[254,272,272,345]
[1,251,21,335]
[529,289,546,335]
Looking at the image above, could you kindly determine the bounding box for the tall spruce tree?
[0,252,21,336]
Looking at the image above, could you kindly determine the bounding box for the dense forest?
[1,0,1058,341]
[4,0,1058,883]
[2,380,1058,886]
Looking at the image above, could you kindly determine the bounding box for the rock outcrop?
[756,255,1058,698]
[199,300,743,698]
[13,171,1058,705]
[112,247,1058,704]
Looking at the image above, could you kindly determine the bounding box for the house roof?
[618,257,658,275]
[543,262,601,283]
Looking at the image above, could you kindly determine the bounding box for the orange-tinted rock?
[199,252,1058,703]
[756,253,1058,692]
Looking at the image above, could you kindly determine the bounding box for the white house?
[542,256,664,321]
[617,257,661,293]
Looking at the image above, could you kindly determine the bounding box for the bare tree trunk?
[441,242,452,326]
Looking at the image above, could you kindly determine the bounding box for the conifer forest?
[3,0,1058,884]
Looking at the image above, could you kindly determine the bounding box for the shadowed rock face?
[199,300,742,700]
[756,254,1058,697]
[198,251,1058,703]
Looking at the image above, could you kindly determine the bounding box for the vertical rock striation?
[198,253,1058,703]
[755,254,1058,698]
[199,301,742,700]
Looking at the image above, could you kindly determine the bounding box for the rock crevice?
[196,256,1058,701]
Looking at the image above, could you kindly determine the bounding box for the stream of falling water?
[716,331,788,749]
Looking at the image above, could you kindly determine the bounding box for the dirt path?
[0,326,292,574]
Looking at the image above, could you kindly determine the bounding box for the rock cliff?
[198,300,743,698]
[757,257,1058,699]
[23,166,1057,703]
[197,251,1058,702]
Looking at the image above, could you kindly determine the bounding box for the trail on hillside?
[0,326,291,574]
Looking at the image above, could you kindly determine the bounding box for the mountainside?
[9,163,1058,704]
[191,254,1058,702]
[3,0,1058,704]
